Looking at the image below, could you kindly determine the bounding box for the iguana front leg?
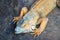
[13,7,28,23]
[31,18,48,37]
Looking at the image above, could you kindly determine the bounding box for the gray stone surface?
[0,0,60,40]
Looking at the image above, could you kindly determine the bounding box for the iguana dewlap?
[15,0,56,34]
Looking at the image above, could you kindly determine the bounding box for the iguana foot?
[31,29,41,37]
[13,16,20,23]
[31,18,48,37]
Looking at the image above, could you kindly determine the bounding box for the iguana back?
[30,0,56,17]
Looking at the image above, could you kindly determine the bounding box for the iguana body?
[13,0,56,37]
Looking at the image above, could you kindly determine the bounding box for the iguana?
[13,0,56,37]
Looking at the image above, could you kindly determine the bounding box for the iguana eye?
[30,25,36,30]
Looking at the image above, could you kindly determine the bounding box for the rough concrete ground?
[0,0,60,40]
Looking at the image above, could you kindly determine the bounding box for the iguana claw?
[31,29,41,37]
[13,16,20,23]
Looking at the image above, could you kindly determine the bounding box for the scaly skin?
[13,0,56,37]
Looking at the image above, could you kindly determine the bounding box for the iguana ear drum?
[56,0,60,8]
